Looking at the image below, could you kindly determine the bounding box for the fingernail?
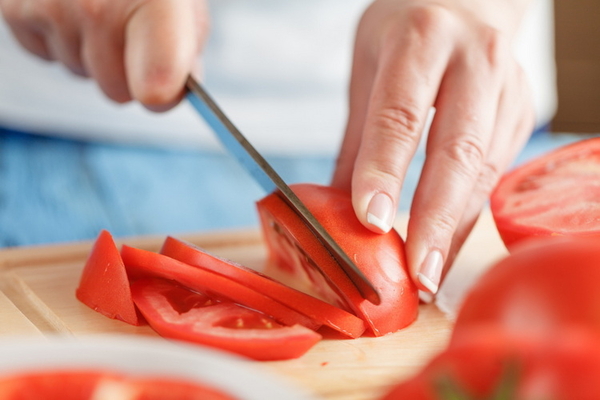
[366,193,394,233]
[417,250,443,294]
[419,290,434,304]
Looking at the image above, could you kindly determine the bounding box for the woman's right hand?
[0,0,209,111]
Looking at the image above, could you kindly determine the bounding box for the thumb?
[125,0,209,110]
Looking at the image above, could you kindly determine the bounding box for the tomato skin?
[130,278,322,361]
[121,245,321,331]
[75,230,143,326]
[491,137,600,249]
[257,183,418,336]
[0,371,105,400]
[450,237,600,343]
[160,236,366,338]
[0,370,236,400]
[381,326,600,400]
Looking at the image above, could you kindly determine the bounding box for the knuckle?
[427,208,460,238]
[405,3,455,34]
[77,0,109,25]
[372,102,422,143]
[365,163,403,189]
[476,27,508,71]
[473,162,502,198]
[444,135,486,177]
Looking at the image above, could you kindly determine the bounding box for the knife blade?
[185,76,381,305]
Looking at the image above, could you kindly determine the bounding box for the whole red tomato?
[450,236,600,343]
[491,137,600,249]
[381,326,600,400]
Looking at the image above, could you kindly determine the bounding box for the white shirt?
[0,0,556,156]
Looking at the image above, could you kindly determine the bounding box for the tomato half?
[121,245,320,331]
[450,236,600,344]
[130,278,321,361]
[381,327,600,400]
[256,183,418,336]
[0,370,236,400]
[160,236,366,338]
[491,137,600,248]
[75,230,143,326]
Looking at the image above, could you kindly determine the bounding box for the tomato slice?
[256,183,418,336]
[0,370,237,400]
[130,278,321,361]
[491,137,600,248]
[121,245,321,331]
[75,230,143,326]
[160,236,366,338]
[451,236,600,343]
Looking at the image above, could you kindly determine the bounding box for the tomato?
[121,245,321,331]
[160,236,366,338]
[0,370,236,400]
[75,230,143,326]
[491,137,600,249]
[256,183,418,336]
[130,278,321,361]
[450,236,600,344]
[380,326,600,400]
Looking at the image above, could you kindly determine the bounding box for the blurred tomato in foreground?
[381,236,600,399]
[0,370,237,400]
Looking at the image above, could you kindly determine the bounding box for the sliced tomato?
[130,278,321,361]
[75,230,143,326]
[491,137,600,248]
[450,236,600,343]
[381,326,600,400]
[160,236,366,338]
[121,245,321,331]
[0,370,236,400]
[256,183,418,336]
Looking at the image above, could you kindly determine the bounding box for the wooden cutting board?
[0,210,508,400]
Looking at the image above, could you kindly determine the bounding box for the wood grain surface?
[0,210,508,400]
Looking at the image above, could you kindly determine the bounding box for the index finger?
[350,6,455,233]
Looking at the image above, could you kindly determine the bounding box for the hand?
[0,0,209,110]
[331,0,535,295]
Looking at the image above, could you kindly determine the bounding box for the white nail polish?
[366,193,394,233]
[417,250,443,294]
[419,290,434,304]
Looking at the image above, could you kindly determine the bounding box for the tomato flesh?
[257,183,418,336]
[121,245,320,331]
[75,230,143,326]
[491,137,600,248]
[131,278,322,361]
[160,236,366,338]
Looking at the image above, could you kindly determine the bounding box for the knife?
[185,76,381,305]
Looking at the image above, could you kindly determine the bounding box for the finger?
[6,25,52,60]
[331,29,378,192]
[80,9,131,103]
[349,8,454,234]
[1,0,52,60]
[43,3,86,76]
[405,34,507,294]
[443,66,535,276]
[125,0,208,110]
